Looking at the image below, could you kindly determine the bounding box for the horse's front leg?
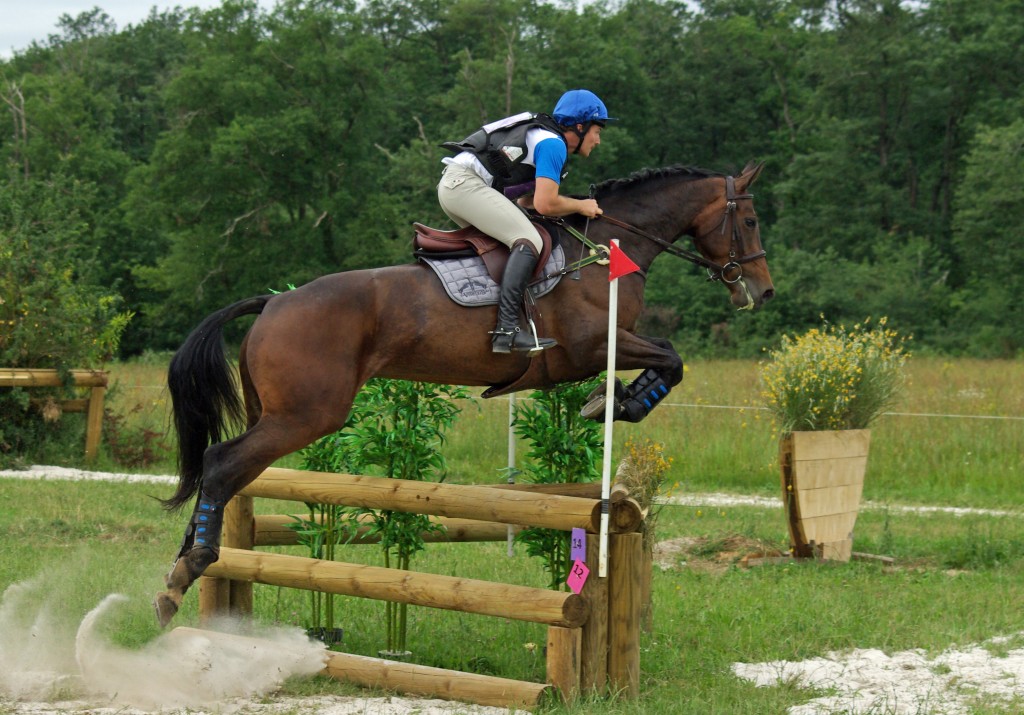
[581,333,684,423]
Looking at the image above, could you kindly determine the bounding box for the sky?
[0,0,270,59]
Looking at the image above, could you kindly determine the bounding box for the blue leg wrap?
[175,491,225,559]
[619,369,672,423]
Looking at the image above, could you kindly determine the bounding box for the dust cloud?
[0,579,326,710]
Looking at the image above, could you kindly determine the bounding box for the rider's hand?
[577,198,602,218]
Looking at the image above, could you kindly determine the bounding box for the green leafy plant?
[759,318,909,433]
[512,378,603,590]
[293,378,470,654]
[0,177,132,464]
[287,429,355,646]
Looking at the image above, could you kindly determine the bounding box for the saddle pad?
[421,244,565,307]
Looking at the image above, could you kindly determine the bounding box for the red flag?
[608,242,640,281]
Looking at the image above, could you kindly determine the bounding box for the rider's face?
[572,124,603,157]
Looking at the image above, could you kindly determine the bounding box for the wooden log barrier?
[240,468,642,534]
[253,513,517,547]
[170,626,552,709]
[209,469,645,707]
[205,546,589,628]
[0,368,108,462]
[323,647,552,708]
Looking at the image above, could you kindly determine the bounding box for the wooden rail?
[0,368,108,462]
[206,546,589,628]
[241,467,643,533]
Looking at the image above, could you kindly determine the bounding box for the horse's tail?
[161,295,271,511]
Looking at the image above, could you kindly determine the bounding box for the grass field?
[94,356,1024,509]
[1,357,1022,713]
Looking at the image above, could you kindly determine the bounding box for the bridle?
[599,175,765,284]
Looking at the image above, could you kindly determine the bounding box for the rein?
[599,175,765,284]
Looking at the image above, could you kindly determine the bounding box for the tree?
[950,120,1024,356]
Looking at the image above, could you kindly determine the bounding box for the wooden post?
[639,546,654,633]
[198,574,230,623]
[545,626,581,701]
[199,495,254,622]
[84,384,106,462]
[607,532,641,698]
[579,533,608,693]
[226,495,254,615]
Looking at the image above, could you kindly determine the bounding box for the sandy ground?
[732,634,1024,715]
[1,465,1022,714]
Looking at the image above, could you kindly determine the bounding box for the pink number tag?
[566,559,590,594]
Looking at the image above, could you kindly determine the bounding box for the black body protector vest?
[441,113,568,192]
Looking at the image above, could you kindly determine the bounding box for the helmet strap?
[571,123,589,154]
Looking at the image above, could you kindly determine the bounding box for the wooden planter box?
[779,430,871,561]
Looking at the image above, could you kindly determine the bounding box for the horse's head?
[691,161,775,310]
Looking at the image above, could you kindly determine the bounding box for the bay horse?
[154,161,773,626]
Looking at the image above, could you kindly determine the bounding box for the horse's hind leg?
[154,413,339,627]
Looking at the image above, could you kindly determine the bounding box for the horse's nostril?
[762,289,775,302]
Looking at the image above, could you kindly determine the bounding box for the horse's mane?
[593,165,724,199]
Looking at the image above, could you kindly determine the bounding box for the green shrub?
[512,377,603,590]
[0,177,132,464]
[293,378,470,653]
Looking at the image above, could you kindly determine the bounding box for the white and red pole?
[599,239,640,577]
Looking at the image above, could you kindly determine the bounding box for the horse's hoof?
[154,591,180,629]
[580,393,608,421]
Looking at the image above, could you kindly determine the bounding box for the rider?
[438,89,613,355]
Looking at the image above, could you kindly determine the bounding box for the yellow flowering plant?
[760,318,909,432]
[615,437,674,551]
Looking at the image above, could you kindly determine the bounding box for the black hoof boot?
[618,368,673,423]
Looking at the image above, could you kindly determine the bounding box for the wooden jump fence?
[199,466,646,707]
[0,368,108,461]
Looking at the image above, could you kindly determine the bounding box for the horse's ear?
[739,160,766,188]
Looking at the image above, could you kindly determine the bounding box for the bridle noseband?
[599,175,765,284]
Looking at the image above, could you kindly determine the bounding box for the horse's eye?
[744,218,757,228]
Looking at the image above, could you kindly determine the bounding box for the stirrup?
[490,325,556,355]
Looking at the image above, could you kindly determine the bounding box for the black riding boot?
[491,240,557,355]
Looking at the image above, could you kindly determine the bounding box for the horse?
[153,161,774,626]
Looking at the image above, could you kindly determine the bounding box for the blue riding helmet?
[552,89,615,126]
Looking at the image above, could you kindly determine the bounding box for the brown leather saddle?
[412,220,556,284]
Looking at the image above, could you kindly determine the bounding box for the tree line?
[1,0,1022,365]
